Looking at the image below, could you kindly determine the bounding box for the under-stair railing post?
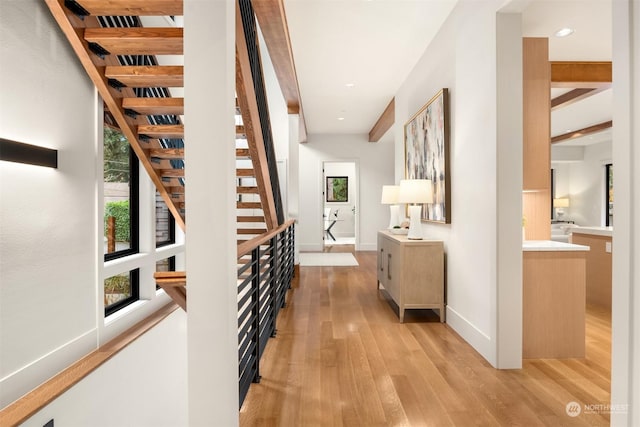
[269,236,278,337]
[251,246,261,384]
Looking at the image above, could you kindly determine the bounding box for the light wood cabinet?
[377,231,445,323]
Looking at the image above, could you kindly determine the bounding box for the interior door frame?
[321,159,360,251]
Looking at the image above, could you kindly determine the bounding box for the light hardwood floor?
[239,249,611,426]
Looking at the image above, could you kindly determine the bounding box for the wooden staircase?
[45,0,287,312]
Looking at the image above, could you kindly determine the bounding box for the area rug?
[299,252,359,267]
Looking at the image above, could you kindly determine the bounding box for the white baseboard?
[445,305,496,367]
[0,329,97,408]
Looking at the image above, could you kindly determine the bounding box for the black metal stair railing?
[238,0,285,225]
[237,221,295,407]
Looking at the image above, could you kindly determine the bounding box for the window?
[104,127,139,260]
[103,126,139,315]
[104,269,140,316]
[156,192,175,247]
[156,256,176,273]
[606,164,613,226]
[156,256,176,290]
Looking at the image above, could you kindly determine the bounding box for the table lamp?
[381,185,400,229]
[553,197,570,219]
[398,179,433,240]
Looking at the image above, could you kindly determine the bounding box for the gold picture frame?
[403,88,451,223]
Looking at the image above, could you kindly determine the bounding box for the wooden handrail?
[237,219,295,258]
[153,219,295,286]
[0,303,179,427]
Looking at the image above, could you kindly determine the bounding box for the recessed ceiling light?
[565,129,573,133]
[554,28,575,38]
[345,83,355,88]
[337,117,345,121]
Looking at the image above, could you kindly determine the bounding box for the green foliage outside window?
[105,200,130,242]
[104,127,130,183]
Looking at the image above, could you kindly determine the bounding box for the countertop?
[523,240,590,252]
[571,226,613,237]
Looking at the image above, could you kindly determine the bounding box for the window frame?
[605,163,613,226]
[155,195,176,248]
[104,144,140,262]
[104,269,140,317]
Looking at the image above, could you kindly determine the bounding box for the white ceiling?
[523,0,612,147]
[281,0,613,143]
[283,0,458,135]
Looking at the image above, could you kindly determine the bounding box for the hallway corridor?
[239,251,610,426]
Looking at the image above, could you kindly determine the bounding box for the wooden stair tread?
[236,148,250,157]
[138,124,184,138]
[104,65,183,88]
[84,27,183,55]
[122,97,184,115]
[148,148,184,159]
[73,0,183,16]
[160,169,184,177]
[237,186,259,194]
[236,169,255,177]
[166,186,185,194]
[237,202,262,209]
[238,228,267,235]
[237,216,265,222]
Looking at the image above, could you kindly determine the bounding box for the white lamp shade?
[398,179,433,204]
[381,185,400,204]
[553,198,570,208]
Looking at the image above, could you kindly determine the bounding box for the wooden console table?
[377,231,445,322]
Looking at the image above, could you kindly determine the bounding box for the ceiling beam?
[551,120,613,144]
[550,87,609,110]
[368,98,395,142]
[252,0,307,142]
[550,61,612,88]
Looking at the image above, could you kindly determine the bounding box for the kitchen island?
[570,227,613,310]
[522,240,589,358]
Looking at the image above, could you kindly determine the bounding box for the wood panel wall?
[522,37,551,240]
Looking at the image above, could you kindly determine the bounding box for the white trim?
[446,305,496,367]
[0,329,97,408]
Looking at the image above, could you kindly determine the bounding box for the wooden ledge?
[0,303,179,427]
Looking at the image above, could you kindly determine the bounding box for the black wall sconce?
[0,138,58,168]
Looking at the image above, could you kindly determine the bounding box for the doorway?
[322,161,358,251]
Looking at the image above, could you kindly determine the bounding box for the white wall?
[393,0,521,367]
[1,0,185,415]
[22,310,188,427]
[611,1,640,424]
[0,0,99,407]
[324,162,356,238]
[552,141,612,226]
[298,134,393,251]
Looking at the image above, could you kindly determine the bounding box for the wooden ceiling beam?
[551,120,612,144]
[122,97,184,115]
[74,0,183,16]
[368,98,395,142]
[83,27,183,55]
[550,61,612,88]
[104,65,183,87]
[550,87,610,110]
[252,0,308,142]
